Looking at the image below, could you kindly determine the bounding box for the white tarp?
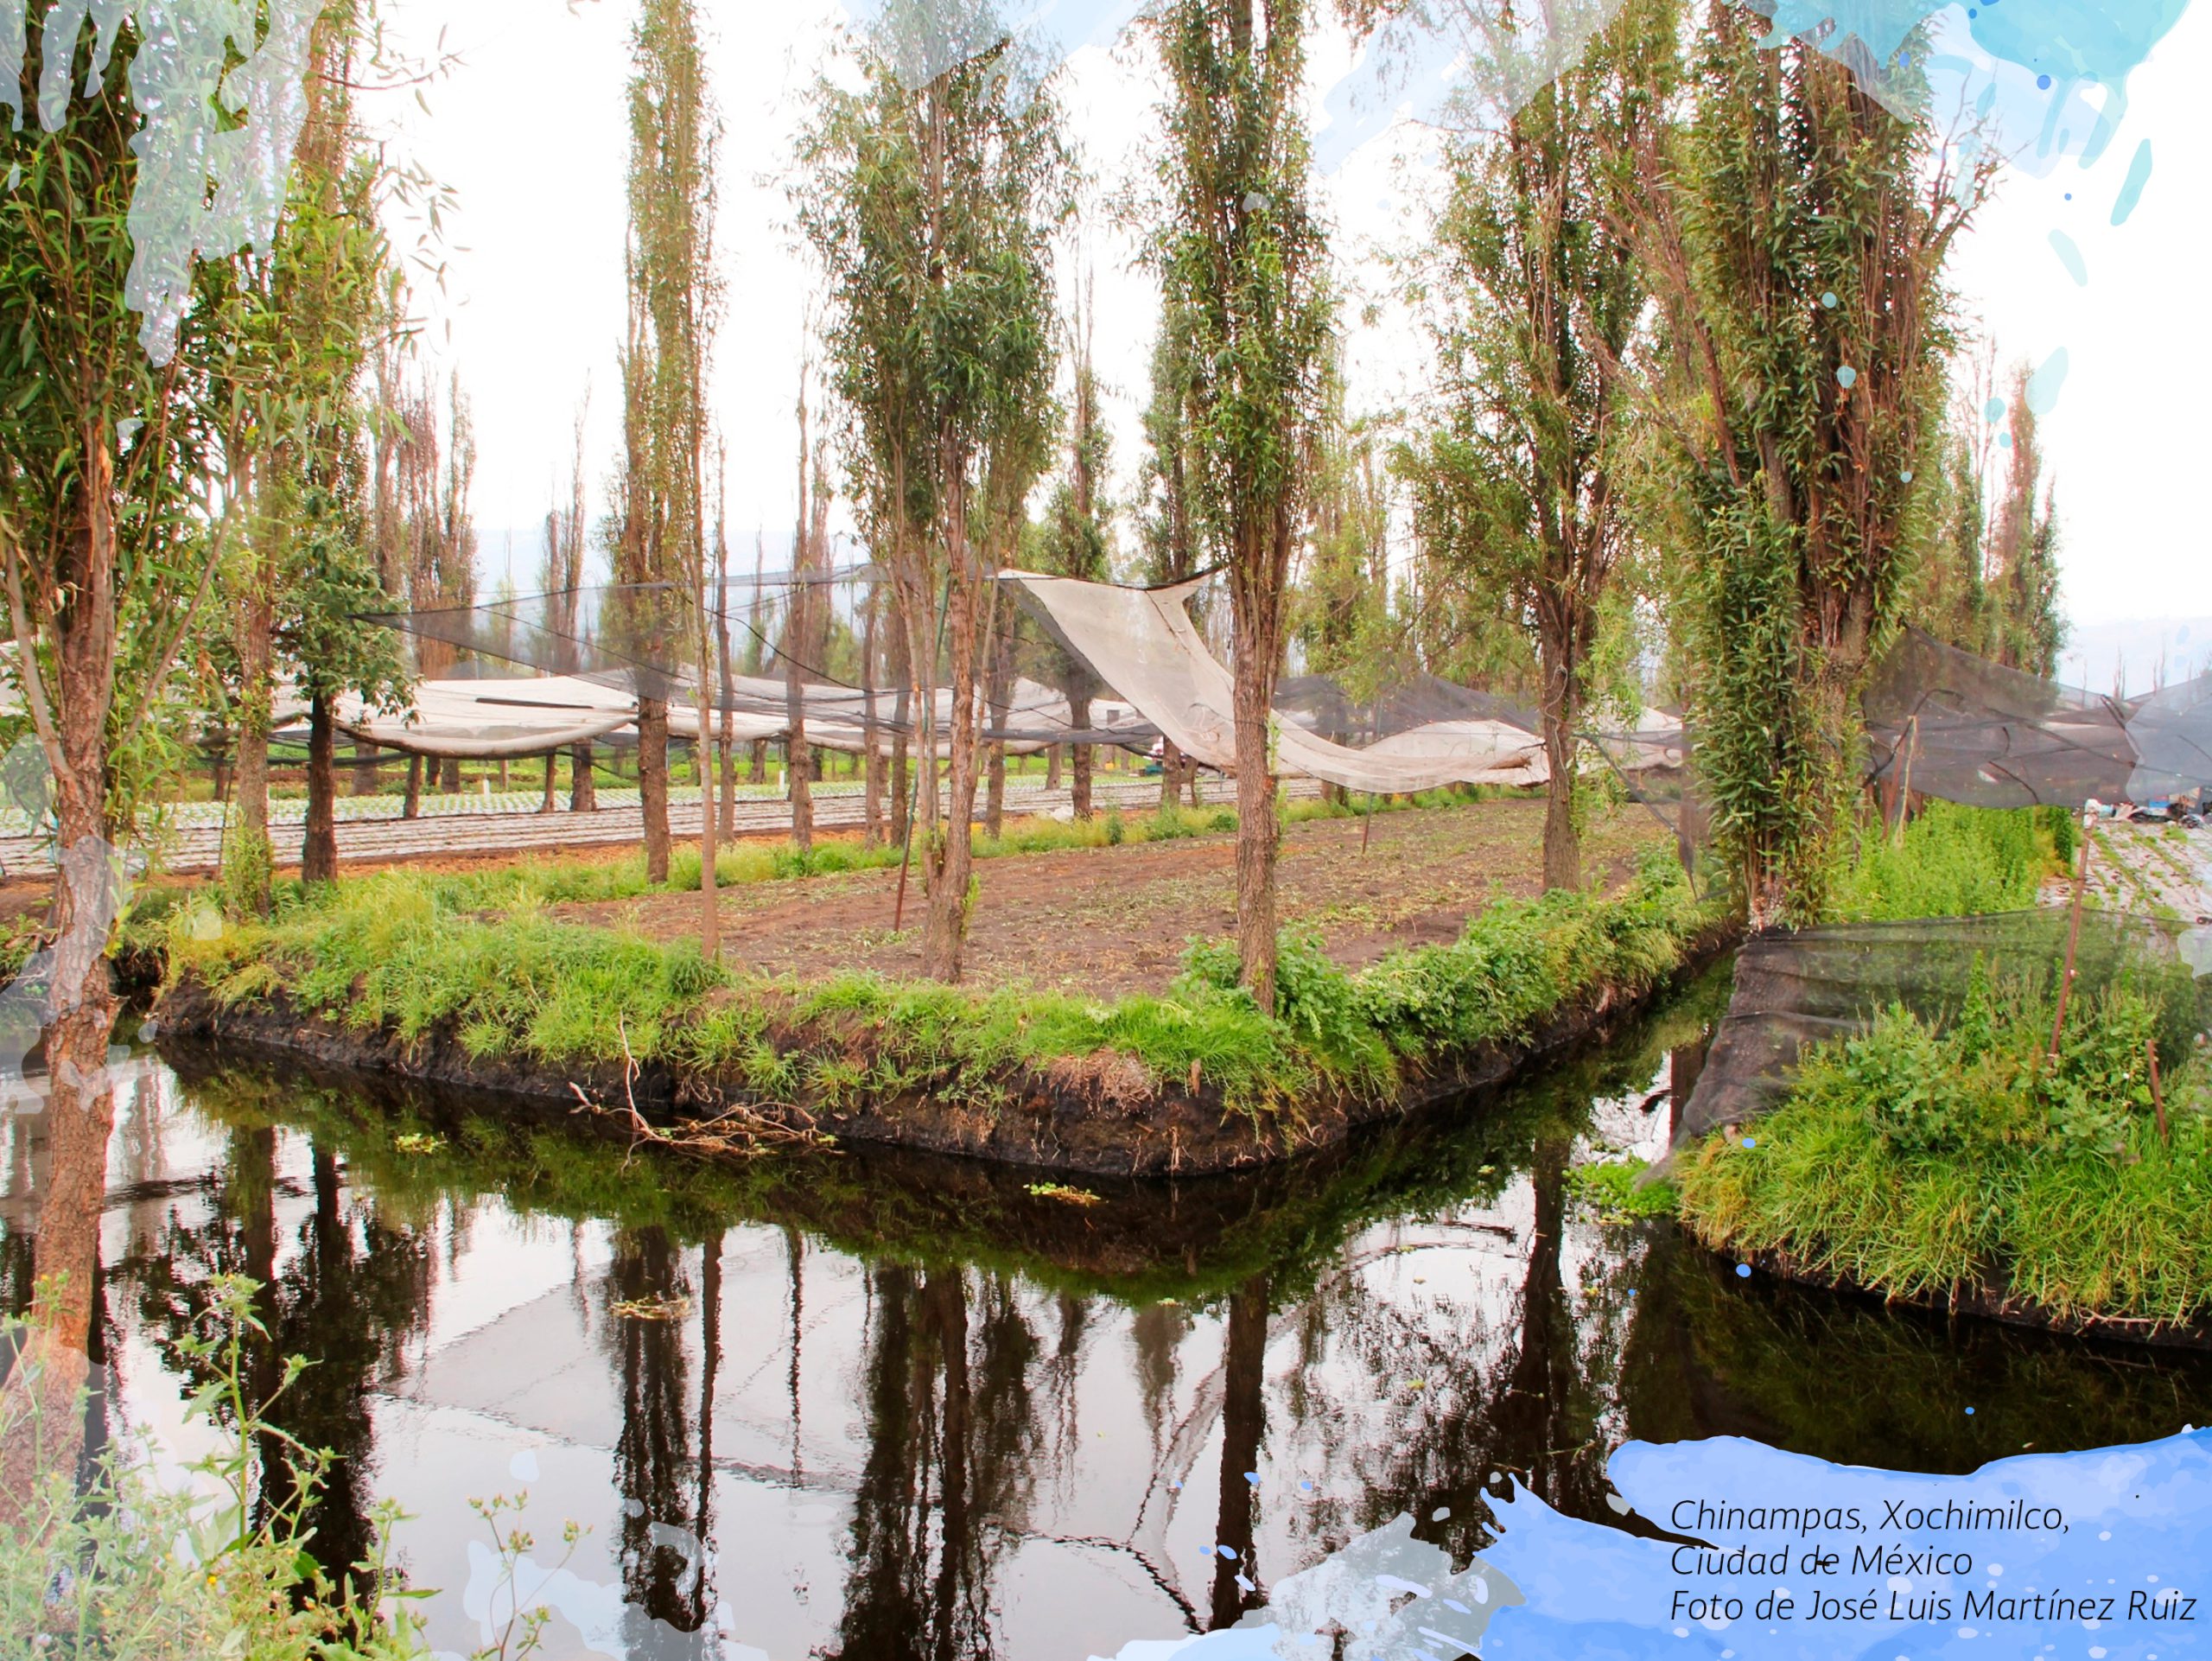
[1003,573,1551,793]
[329,678,637,759]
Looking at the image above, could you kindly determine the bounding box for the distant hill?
[2058,617,2212,697]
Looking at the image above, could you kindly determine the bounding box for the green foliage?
[168,837,1713,1127]
[0,1276,429,1659]
[1679,959,2212,1321]
[1568,1157,1679,1220]
[1643,11,1993,926]
[1827,801,2069,923]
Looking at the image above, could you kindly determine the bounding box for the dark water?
[7,965,2212,1660]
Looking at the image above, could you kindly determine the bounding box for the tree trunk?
[748,738,767,784]
[983,591,1014,838]
[352,741,381,797]
[861,594,884,850]
[403,755,423,819]
[302,694,339,885]
[1230,528,1288,1010]
[438,755,461,793]
[1070,712,1094,822]
[1160,739,1185,811]
[541,750,560,813]
[571,742,598,811]
[1540,659,1582,892]
[639,698,671,883]
[1046,745,1062,790]
[232,563,276,917]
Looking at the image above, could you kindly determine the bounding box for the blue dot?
[1743,1137,1758,1149]
[1736,1263,1752,1279]
[2037,73,2052,89]
[1900,469,1915,483]
[1967,7,1976,15]
[1836,366,1858,389]
[1626,1289,1638,1297]
[1217,1543,1239,1560]
[1966,1407,1977,1416]
[1244,1472,1260,1486]
[1820,290,1838,309]
[1300,1480,1314,1492]
[2065,192,2073,200]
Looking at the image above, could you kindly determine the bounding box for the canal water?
[6,964,2212,1660]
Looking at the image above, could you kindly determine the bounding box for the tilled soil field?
[557,797,1669,999]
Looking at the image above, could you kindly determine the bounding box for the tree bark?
[983,589,1014,838]
[437,755,461,793]
[403,754,423,819]
[351,741,381,797]
[541,749,560,813]
[232,537,277,916]
[918,480,988,983]
[1539,642,1583,892]
[748,738,767,785]
[571,742,598,812]
[1046,744,1062,790]
[639,697,671,883]
[1230,538,1287,1010]
[302,694,339,885]
[861,590,884,850]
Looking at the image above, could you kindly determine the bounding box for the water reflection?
[3,966,2211,1658]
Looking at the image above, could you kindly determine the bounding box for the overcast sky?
[363,0,2212,657]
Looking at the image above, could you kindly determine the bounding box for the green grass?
[1677,958,2212,1323]
[163,842,1715,1127]
[1827,801,2076,924]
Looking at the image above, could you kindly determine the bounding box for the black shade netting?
[1863,627,2212,809]
[1671,909,2212,1150]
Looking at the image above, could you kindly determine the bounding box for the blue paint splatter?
[1100,1433,2212,1661]
[1820,290,1838,308]
[2112,138,2153,225]
[2027,347,2069,415]
[1986,395,2008,422]
[1734,1263,1752,1278]
[2049,228,2089,285]
[1836,366,1859,389]
[2037,71,2052,88]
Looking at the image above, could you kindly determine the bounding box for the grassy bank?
[1678,800,2212,1326]
[163,841,1715,1130]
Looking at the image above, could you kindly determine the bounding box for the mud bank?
[157,921,1736,1178]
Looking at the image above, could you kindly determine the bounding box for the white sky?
[363,0,2212,639]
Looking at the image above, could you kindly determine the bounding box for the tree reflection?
[837,1263,1044,1661]
[118,1126,433,1594]
[1210,1275,1269,1629]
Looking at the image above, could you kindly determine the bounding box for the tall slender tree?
[798,0,1068,983]
[1135,321,1207,808]
[1034,266,1109,820]
[615,0,718,887]
[1628,9,1992,926]
[1395,0,1675,891]
[0,0,321,1469]
[1986,364,2063,676]
[1150,0,1333,1009]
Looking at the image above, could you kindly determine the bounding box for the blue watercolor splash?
[2112,138,2155,224]
[2049,228,2090,284]
[2027,347,2071,414]
[1095,1429,2212,1661]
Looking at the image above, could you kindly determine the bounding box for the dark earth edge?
[152,917,1741,1180]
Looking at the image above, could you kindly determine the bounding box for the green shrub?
[1828,801,2069,923]
[1679,954,2212,1321]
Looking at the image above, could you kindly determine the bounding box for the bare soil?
[558,798,1667,998]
